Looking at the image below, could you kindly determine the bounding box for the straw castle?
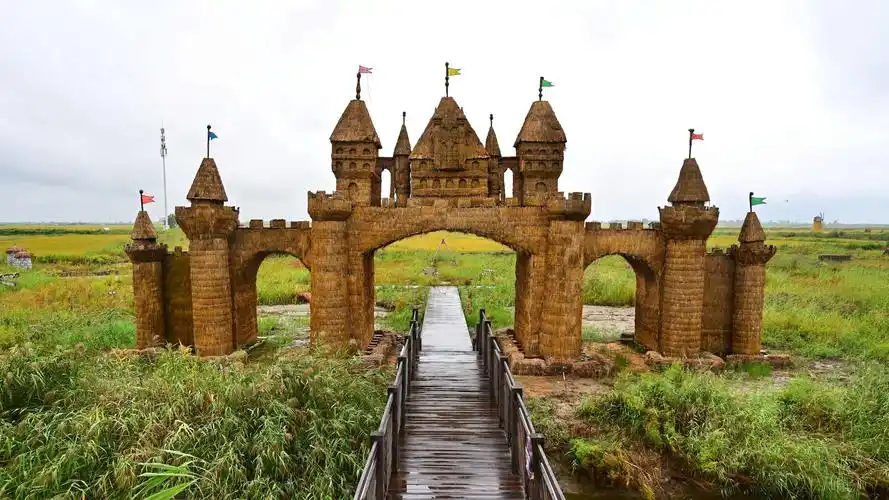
[126,79,775,364]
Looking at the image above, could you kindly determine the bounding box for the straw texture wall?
[163,249,193,347]
[539,220,585,363]
[130,258,165,348]
[309,220,351,347]
[188,238,235,355]
[633,265,660,351]
[731,263,766,354]
[702,251,735,354]
[660,238,707,356]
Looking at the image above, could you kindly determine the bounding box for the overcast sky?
[1,1,887,223]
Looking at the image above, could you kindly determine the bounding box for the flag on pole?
[208,130,218,140]
[141,193,156,204]
[691,132,704,140]
[359,65,373,74]
[751,196,767,206]
[447,67,462,76]
[541,79,554,87]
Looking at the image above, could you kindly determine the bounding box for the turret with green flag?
[538,76,554,100]
[749,192,766,211]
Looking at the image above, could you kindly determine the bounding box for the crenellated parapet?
[729,242,777,265]
[545,192,591,221]
[175,205,239,241]
[657,204,720,240]
[307,191,353,221]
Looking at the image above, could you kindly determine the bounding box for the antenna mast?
[160,126,168,230]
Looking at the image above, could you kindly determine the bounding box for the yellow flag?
[447,68,461,76]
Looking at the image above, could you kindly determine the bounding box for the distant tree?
[166,213,178,229]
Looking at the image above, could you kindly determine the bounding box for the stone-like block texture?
[127,92,773,362]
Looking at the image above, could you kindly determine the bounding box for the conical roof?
[410,97,488,161]
[738,211,766,243]
[131,210,158,241]
[485,116,501,157]
[186,157,228,203]
[394,123,411,156]
[514,100,566,147]
[668,158,710,204]
[330,99,382,148]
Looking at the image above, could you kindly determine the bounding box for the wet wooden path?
[387,286,524,499]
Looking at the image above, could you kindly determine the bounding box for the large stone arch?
[345,206,550,352]
[229,224,312,347]
[583,227,665,350]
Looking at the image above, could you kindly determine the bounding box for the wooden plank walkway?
[387,286,524,499]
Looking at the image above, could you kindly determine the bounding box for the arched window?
[459,179,467,188]
[433,179,441,188]
[471,178,479,188]
[348,182,359,199]
[362,148,370,155]
[446,179,454,188]
[349,161,357,170]
[536,182,547,193]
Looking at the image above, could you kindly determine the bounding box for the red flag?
[691,133,704,141]
[358,65,372,74]
[141,193,155,204]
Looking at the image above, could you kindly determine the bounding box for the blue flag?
[208,131,218,140]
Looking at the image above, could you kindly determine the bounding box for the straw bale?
[189,238,235,356]
[513,100,566,147]
[410,97,488,161]
[329,99,382,147]
[667,158,710,204]
[132,259,165,348]
[163,250,193,347]
[731,253,769,354]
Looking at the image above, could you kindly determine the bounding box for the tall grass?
[0,345,389,499]
[576,365,889,498]
[255,256,310,306]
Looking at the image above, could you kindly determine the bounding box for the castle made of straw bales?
[127,81,775,363]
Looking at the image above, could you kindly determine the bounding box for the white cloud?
[0,0,886,223]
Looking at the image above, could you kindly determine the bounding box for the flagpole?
[139,189,145,212]
[206,125,211,158]
[749,192,753,213]
[160,126,168,230]
[688,128,694,159]
[539,76,543,101]
[445,62,449,97]
[356,72,361,100]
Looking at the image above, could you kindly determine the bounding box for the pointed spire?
[738,211,767,243]
[394,111,411,156]
[186,157,228,204]
[667,158,710,204]
[131,210,158,241]
[410,97,487,160]
[330,99,382,148]
[514,100,566,147]
[485,113,501,157]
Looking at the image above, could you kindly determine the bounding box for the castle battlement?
[307,190,353,221]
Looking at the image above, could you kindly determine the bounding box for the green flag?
[541,79,554,87]
[751,196,767,206]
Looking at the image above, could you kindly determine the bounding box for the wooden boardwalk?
[387,286,524,499]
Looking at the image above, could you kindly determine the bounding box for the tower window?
[362,148,370,155]
[349,161,357,169]
[459,179,467,188]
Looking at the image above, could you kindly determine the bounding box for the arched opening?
[371,230,517,342]
[252,253,311,349]
[582,254,657,347]
[380,168,392,201]
[504,168,514,198]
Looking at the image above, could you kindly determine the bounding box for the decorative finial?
[139,189,144,211]
[490,113,494,126]
[356,72,361,100]
[445,62,450,97]
[539,76,544,101]
[749,191,754,213]
[402,111,406,125]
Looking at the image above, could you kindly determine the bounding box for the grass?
[6,224,889,498]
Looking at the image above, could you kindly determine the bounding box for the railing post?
[371,431,386,500]
[530,433,545,500]
[387,385,400,471]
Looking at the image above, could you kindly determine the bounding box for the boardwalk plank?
[387,286,524,499]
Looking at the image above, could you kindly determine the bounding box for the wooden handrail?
[353,308,421,500]
[475,309,566,500]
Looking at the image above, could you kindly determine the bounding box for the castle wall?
[702,250,735,354]
[163,248,193,347]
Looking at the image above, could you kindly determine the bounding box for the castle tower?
[175,157,239,356]
[330,80,383,206]
[125,210,168,349]
[409,97,489,198]
[658,158,719,357]
[730,211,776,354]
[485,114,503,200]
[393,112,412,206]
[514,100,566,205]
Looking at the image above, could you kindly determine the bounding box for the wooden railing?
[353,308,420,500]
[474,310,566,500]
